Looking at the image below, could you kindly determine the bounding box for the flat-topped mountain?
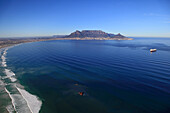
[66,30,111,38]
[65,30,128,39]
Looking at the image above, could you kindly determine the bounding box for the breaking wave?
[16,86,42,113]
[0,47,42,113]
[1,48,7,67]
[4,69,17,82]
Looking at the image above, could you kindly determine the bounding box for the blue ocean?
[0,38,170,113]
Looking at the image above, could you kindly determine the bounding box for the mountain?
[65,30,113,38]
[65,30,127,39]
[113,33,126,38]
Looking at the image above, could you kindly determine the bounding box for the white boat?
[150,49,157,52]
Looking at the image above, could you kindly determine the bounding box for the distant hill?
[113,33,126,38]
[65,30,127,38]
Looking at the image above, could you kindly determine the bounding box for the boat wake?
[0,47,42,113]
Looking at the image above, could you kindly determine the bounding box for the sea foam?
[0,78,5,85]
[1,46,42,113]
[4,88,18,112]
[16,86,42,113]
[1,49,8,67]
[6,105,15,113]
[5,86,32,113]
[4,69,17,82]
[5,84,42,113]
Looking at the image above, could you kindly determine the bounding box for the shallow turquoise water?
[4,38,170,113]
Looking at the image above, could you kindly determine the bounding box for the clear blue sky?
[0,0,170,37]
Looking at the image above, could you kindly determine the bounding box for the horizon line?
[0,35,170,39]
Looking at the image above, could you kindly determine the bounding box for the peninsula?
[0,30,133,49]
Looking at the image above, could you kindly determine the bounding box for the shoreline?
[0,46,42,113]
[0,37,133,50]
[53,37,133,40]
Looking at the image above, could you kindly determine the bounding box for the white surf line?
[1,49,7,67]
[1,45,42,113]
[0,78,5,85]
[4,88,17,112]
[1,55,7,67]
[5,84,32,113]
[16,86,42,113]
[3,48,8,55]
[0,77,15,113]
[1,48,16,82]
[1,48,9,67]
[3,69,17,82]
[1,48,15,113]
[6,105,15,113]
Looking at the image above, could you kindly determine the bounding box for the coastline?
[1,38,170,112]
[0,46,42,113]
[0,37,133,50]
[0,37,133,112]
[0,38,53,50]
[53,37,133,40]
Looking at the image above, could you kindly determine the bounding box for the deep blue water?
[6,38,170,113]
